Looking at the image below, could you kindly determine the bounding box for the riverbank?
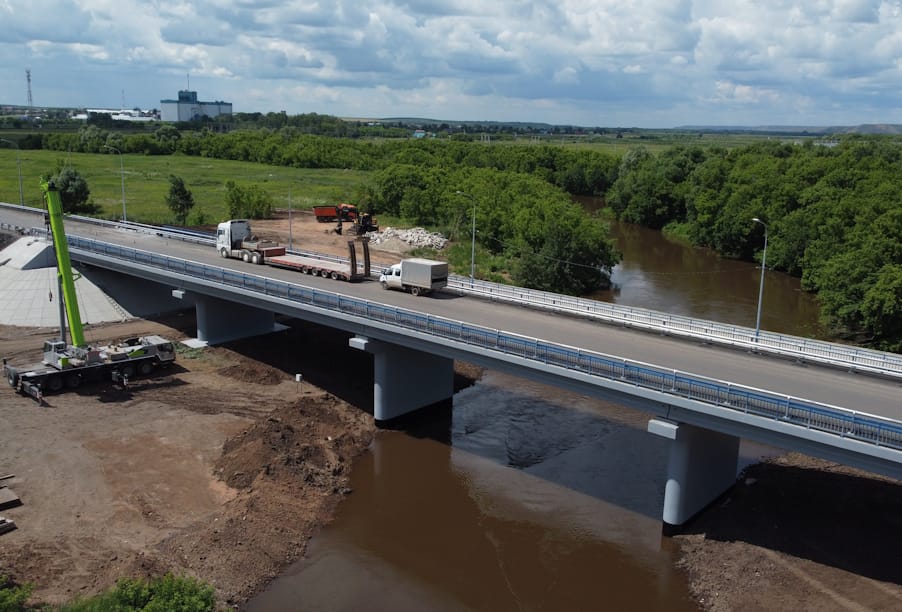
[673,453,902,611]
[2,314,899,609]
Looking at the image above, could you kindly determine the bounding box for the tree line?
[606,138,902,351]
[16,124,902,350]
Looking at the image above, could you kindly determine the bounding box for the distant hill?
[678,124,902,135]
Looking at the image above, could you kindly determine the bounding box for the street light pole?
[104,145,127,223]
[0,138,24,207]
[456,191,477,286]
[752,217,768,338]
[288,185,293,251]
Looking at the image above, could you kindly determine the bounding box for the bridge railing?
[447,277,902,379]
[5,201,897,379]
[68,235,902,454]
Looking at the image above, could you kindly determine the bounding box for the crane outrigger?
[3,181,176,401]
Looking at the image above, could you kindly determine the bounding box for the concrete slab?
[0,488,21,511]
[0,236,187,328]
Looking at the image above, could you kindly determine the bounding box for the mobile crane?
[3,182,177,401]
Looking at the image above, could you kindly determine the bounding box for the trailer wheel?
[320,269,330,278]
[46,375,63,392]
[139,361,154,375]
[331,271,339,280]
[251,252,262,265]
[411,286,421,297]
[220,248,230,258]
[65,373,81,389]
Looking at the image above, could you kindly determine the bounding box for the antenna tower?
[26,68,33,107]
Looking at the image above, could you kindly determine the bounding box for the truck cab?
[216,220,285,263]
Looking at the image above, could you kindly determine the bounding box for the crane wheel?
[47,376,63,392]
[65,374,81,389]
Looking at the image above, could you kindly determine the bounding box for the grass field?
[0,150,372,224]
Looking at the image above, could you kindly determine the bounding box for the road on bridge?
[2,206,900,422]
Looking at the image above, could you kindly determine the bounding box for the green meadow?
[0,150,371,224]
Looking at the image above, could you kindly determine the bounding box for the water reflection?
[591,221,827,339]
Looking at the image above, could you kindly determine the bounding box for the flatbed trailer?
[265,251,367,281]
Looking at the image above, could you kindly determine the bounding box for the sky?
[3,0,902,128]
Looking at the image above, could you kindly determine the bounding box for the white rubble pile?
[367,227,448,250]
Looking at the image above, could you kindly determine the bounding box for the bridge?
[1,205,900,530]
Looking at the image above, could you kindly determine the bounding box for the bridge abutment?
[193,294,277,345]
[350,336,454,423]
[648,419,740,531]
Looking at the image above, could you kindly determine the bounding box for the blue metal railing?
[4,201,898,379]
[66,234,902,454]
[447,277,902,379]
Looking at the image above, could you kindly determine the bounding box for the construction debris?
[0,516,15,535]
[366,227,448,250]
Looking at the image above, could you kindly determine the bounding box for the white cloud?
[2,0,902,126]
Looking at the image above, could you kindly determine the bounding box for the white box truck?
[379,258,448,296]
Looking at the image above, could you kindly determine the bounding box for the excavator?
[3,181,176,402]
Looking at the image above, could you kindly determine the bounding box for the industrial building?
[160,90,232,122]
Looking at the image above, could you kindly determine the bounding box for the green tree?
[225,180,273,219]
[45,165,98,214]
[165,175,195,225]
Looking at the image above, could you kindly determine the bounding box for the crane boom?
[42,181,86,347]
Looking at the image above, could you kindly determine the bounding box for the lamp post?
[0,138,24,207]
[456,191,477,286]
[288,185,293,251]
[104,145,127,223]
[752,217,768,338]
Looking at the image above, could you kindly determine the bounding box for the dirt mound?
[216,362,286,385]
[217,396,365,492]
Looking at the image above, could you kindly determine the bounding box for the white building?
[160,90,232,122]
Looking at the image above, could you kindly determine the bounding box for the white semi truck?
[216,219,371,281]
[379,258,448,296]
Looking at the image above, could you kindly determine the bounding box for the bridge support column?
[193,294,276,345]
[648,419,740,532]
[349,336,454,423]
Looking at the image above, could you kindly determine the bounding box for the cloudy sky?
[3,1,902,127]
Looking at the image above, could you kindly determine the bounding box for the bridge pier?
[192,294,277,345]
[349,336,454,423]
[648,419,740,532]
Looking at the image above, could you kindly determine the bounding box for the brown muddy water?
[245,221,825,611]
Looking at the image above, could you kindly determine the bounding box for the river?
[245,219,826,611]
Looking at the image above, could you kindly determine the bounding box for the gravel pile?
[367,227,448,250]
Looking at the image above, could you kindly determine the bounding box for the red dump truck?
[216,219,371,281]
[312,204,358,222]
